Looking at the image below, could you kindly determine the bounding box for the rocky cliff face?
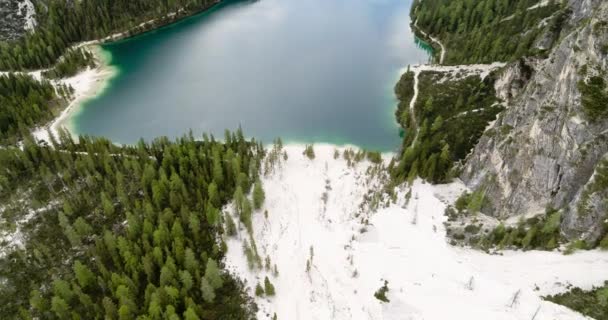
[461,0,608,244]
[0,0,36,41]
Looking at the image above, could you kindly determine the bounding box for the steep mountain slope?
[0,0,36,41]
[461,0,608,245]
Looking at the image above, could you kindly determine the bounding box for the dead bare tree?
[411,201,418,225]
[509,289,521,308]
[466,276,475,291]
[530,305,541,320]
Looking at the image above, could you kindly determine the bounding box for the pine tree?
[522,227,537,249]
[207,182,220,208]
[148,298,162,319]
[52,279,74,301]
[225,213,237,237]
[102,297,118,318]
[184,307,200,320]
[600,234,608,250]
[101,192,115,216]
[73,261,95,289]
[184,248,198,274]
[253,178,265,210]
[118,304,132,320]
[204,258,224,289]
[374,280,390,303]
[255,283,264,296]
[200,278,215,303]
[206,205,219,226]
[29,290,47,313]
[234,186,244,213]
[188,213,201,237]
[179,270,194,292]
[73,217,93,237]
[160,265,175,287]
[303,145,315,159]
[431,115,444,132]
[212,148,224,187]
[51,296,70,318]
[264,276,276,296]
[241,199,253,232]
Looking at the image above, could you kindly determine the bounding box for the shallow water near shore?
[70,0,430,151]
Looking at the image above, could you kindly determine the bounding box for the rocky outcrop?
[562,158,608,242]
[461,0,608,244]
[0,0,36,41]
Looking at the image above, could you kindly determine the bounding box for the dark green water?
[71,0,430,151]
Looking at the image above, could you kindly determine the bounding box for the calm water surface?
[71,0,429,151]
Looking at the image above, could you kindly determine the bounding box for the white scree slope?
[225,144,608,320]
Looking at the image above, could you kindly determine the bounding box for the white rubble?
[225,144,608,320]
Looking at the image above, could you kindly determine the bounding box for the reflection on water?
[72,0,429,151]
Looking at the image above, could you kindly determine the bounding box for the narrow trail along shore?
[429,34,446,65]
[404,21,506,146]
[414,19,446,65]
[405,62,506,145]
[408,68,421,144]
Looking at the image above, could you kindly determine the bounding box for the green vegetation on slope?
[446,182,608,251]
[42,48,96,79]
[577,158,608,217]
[446,204,564,251]
[411,0,566,64]
[0,0,220,142]
[394,70,415,129]
[0,130,261,319]
[545,282,608,320]
[0,0,219,71]
[578,75,608,120]
[391,71,503,184]
[0,73,72,144]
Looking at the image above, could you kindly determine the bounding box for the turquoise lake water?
[71,0,430,151]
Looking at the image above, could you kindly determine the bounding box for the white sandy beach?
[225,144,608,320]
[30,46,118,143]
[1,8,185,144]
[0,45,117,143]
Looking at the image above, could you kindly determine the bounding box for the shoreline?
[32,46,118,143]
[19,4,223,144]
[28,0,429,149]
[412,19,446,65]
